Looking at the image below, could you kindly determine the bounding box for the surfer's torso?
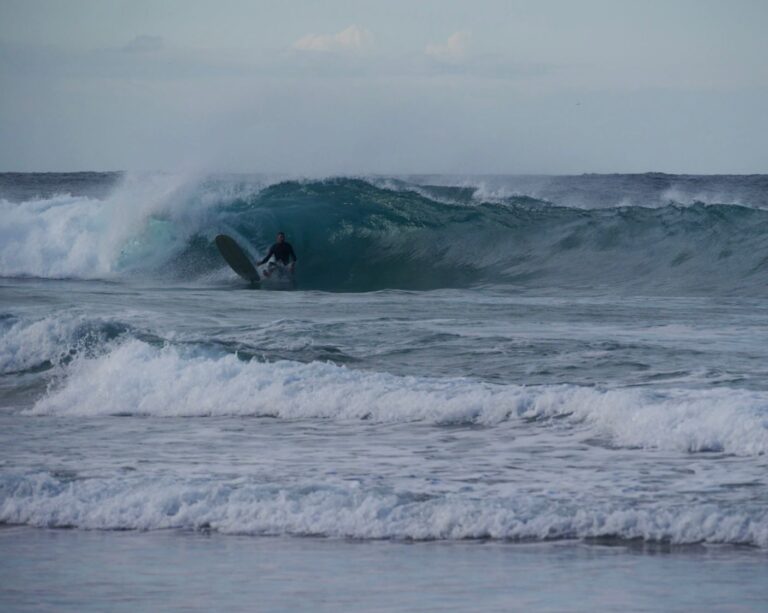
[262,242,297,266]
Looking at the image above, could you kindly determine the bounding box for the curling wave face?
[2,173,768,293]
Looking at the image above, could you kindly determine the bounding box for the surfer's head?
[276,232,285,243]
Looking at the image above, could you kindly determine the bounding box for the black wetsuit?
[259,242,297,266]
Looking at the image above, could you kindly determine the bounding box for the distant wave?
[2,174,768,292]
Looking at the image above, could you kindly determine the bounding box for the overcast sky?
[1,0,766,174]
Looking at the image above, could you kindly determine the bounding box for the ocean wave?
[1,472,766,546]
[0,314,130,375]
[2,174,768,292]
[28,339,768,456]
[0,172,225,280]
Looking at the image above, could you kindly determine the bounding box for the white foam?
[0,173,217,279]
[660,186,751,208]
[0,193,114,278]
[0,315,120,374]
[1,472,766,546]
[28,339,768,456]
[28,338,550,423]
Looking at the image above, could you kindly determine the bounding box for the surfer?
[259,231,297,276]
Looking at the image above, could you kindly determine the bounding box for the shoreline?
[2,526,767,612]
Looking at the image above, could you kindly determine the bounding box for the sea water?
[1,173,767,611]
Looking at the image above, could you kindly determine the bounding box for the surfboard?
[215,234,260,284]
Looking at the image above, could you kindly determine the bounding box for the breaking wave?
[1,173,768,292]
[23,337,768,457]
[2,471,766,545]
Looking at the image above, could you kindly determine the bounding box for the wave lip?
[28,338,768,456]
[1,472,766,546]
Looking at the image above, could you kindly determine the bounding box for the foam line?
[28,339,768,456]
[1,472,766,545]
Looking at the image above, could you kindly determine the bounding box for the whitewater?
[1,172,768,611]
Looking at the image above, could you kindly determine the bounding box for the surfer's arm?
[258,246,274,265]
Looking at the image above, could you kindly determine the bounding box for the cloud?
[293,25,373,52]
[122,35,164,53]
[425,31,471,62]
